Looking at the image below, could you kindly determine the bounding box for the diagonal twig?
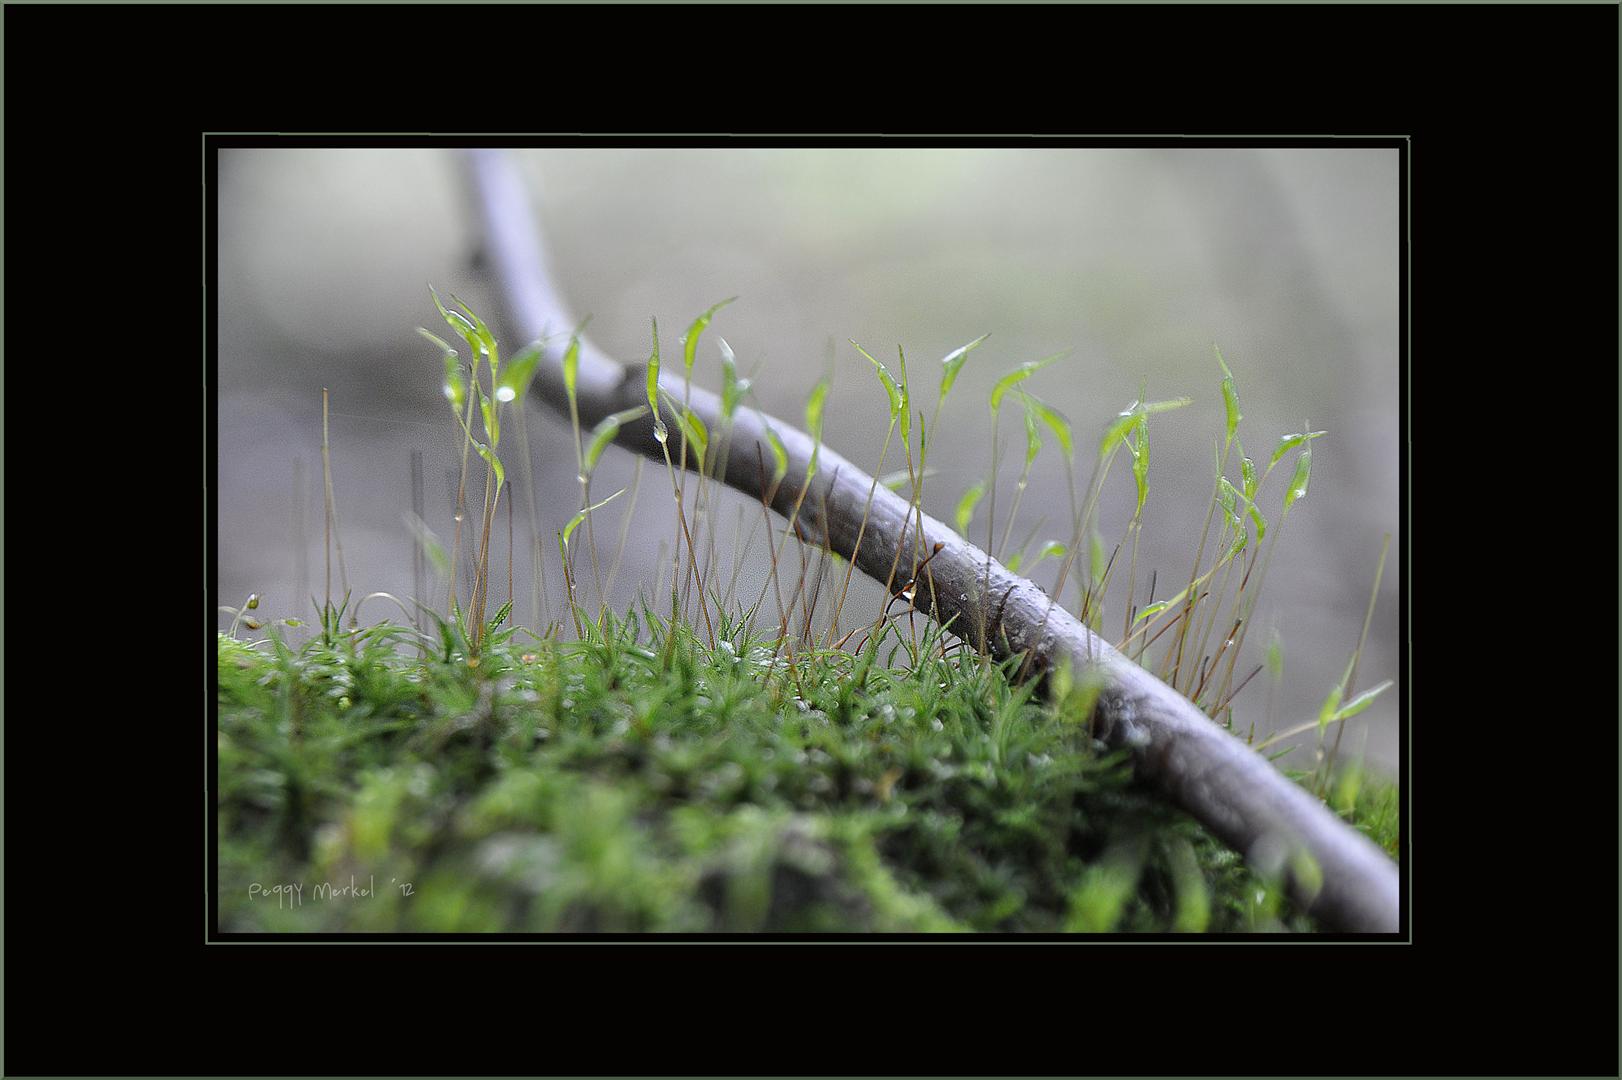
[459,147,1399,934]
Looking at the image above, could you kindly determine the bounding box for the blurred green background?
[216,146,1399,771]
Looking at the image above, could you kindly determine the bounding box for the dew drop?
[495,386,516,403]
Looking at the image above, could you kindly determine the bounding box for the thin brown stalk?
[293,456,308,611]
[1192,617,1244,707]
[1186,524,1243,696]
[410,449,425,632]
[722,504,758,614]
[1323,533,1391,791]
[669,461,714,648]
[752,447,819,635]
[1208,520,1282,723]
[748,448,789,638]
[509,388,549,629]
[980,409,1001,655]
[1167,436,1233,687]
[824,416,896,646]
[320,388,350,608]
[468,461,499,650]
[869,406,926,660]
[603,455,645,603]
[1211,662,1265,721]
[446,372,477,618]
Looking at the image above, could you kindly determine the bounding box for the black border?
[202,133,1409,947]
[3,3,1617,1076]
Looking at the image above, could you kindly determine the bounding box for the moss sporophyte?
[216,298,1395,933]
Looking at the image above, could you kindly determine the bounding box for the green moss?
[217,607,1395,934]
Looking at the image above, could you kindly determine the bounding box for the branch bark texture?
[461,148,1400,933]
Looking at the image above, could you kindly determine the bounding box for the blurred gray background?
[216,146,1400,773]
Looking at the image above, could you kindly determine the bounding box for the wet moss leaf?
[1021,398,1043,471]
[1266,629,1284,678]
[763,423,788,488]
[1134,597,1176,625]
[1215,344,1240,448]
[583,405,649,475]
[1283,443,1313,517]
[895,345,912,445]
[1317,681,1344,737]
[470,435,504,490]
[1218,476,1241,525]
[449,293,497,365]
[563,487,627,549]
[989,351,1065,413]
[955,480,985,537]
[1026,394,1074,458]
[1130,416,1150,514]
[1141,396,1195,417]
[429,285,478,349]
[805,378,830,442]
[1332,680,1393,722]
[646,319,667,442]
[1133,564,1216,625]
[563,333,581,409]
[418,327,457,357]
[1099,411,1138,459]
[682,297,736,374]
[718,337,749,421]
[805,377,830,477]
[424,330,465,411]
[475,379,498,447]
[879,466,936,492]
[1248,502,1267,541]
[939,332,990,402]
[496,342,543,404]
[672,405,709,471]
[851,340,903,421]
[1269,430,1327,471]
[1028,541,1066,570]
